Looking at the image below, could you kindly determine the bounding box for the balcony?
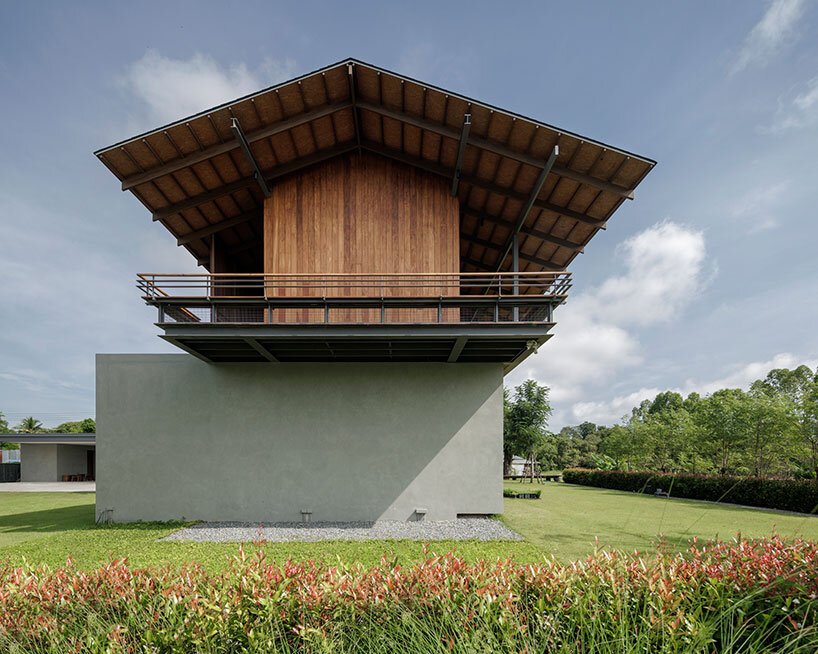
[137,272,571,367]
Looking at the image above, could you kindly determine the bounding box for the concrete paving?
[0,481,95,493]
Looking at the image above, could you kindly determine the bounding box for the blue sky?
[0,1,816,428]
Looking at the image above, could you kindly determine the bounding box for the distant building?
[1,435,95,481]
[93,59,653,522]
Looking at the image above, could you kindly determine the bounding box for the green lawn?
[501,480,818,559]
[0,483,816,570]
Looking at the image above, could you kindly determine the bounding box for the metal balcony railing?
[136,272,571,326]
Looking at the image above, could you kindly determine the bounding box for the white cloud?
[731,0,806,73]
[567,353,818,425]
[765,76,818,133]
[581,222,707,326]
[511,221,709,407]
[120,51,297,127]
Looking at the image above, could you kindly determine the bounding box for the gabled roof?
[96,58,655,273]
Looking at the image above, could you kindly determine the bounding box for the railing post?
[380,299,385,324]
[437,298,442,323]
[494,302,499,322]
[324,299,330,324]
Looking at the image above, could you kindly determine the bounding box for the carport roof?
[4,434,96,445]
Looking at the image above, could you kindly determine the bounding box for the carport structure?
[2,434,96,482]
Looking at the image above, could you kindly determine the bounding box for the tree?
[695,389,748,475]
[51,418,96,434]
[0,412,9,434]
[744,384,797,478]
[15,417,43,433]
[503,380,552,479]
[799,372,818,480]
[756,366,814,404]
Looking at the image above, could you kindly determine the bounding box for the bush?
[0,539,816,652]
[503,488,542,499]
[563,469,818,514]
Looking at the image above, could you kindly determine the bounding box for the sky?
[0,0,816,429]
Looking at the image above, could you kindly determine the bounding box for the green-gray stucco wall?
[95,354,504,522]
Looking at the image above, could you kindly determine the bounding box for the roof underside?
[96,58,655,274]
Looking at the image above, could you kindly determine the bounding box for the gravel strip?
[161,519,522,543]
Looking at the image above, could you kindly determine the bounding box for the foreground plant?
[0,536,816,653]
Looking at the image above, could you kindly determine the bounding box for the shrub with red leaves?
[0,537,816,652]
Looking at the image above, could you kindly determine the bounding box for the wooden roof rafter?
[95,58,655,274]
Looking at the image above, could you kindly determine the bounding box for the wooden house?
[93,59,653,522]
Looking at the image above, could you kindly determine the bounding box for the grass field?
[0,482,816,569]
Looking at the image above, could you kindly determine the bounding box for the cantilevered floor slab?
[159,323,553,371]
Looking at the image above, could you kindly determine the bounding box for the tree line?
[504,365,818,480]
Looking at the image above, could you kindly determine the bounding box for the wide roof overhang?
[95,58,655,273]
[4,434,96,445]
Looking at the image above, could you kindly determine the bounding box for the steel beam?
[447,336,468,362]
[161,323,554,340]
[160,336,215,363]
[243,337,279,362]
[356,101,634,199]
[461,207,586,251]
[152,178,256,221]
[177,211,260,246]
[348,63,362,153]
[231,118,271,197]
[451,113,471,196]
[459,234,563,270]
[495,146,559,271]
[121,102,351,191]
[464,175,606,228]
[155,142,358,223]
[360,140,605,228]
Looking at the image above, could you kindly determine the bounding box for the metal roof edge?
[94,56,656,168]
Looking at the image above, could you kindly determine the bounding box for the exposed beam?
[244,337,279,362]
[451,113,471,196]
[155,141,358,222]
[447,336,468,362]
[177,211,260,246]
[161,337,214,364]
[348,63,362,153]
[357,101,634,199]
[463,175,607,228]
[152,178,256,221]
[121,102,351,190]
[265,141,358,184]
[459,234,563,269]
[461,207,586,251]
[496,146,559,271]
[360,140,605,228]
[461,256,494,271]
[231,118,271,197]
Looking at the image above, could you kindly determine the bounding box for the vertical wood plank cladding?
[264,152,459,323]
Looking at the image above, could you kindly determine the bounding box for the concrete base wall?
[96,354,504,523]
[21,444,92,481]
